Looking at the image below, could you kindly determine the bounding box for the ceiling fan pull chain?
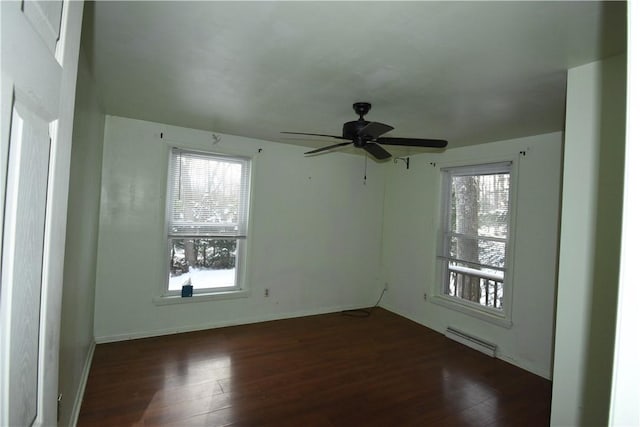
[363,154,368,185]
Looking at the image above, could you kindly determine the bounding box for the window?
[165,148,251,295]
[438,162,512,315]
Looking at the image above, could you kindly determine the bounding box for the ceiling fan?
[282,102,448,160]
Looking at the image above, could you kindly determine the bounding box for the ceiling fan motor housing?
[346,102,374,146]
[343,120,371,145]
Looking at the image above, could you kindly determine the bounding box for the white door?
[0,1,83,425]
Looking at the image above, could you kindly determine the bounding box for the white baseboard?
[496,352,551,380]
[379,302,429,327]
[70,341,95,427]
[94,303,368,344]
[379,303,551,380]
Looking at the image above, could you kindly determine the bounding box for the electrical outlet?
[423,293,428,301]
[384,282,389,291]
[264,288,269,297]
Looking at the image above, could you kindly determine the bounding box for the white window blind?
[168,148,250,238]
[442,162,511,271]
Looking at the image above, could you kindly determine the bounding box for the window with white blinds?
[165,148,251,294]
[439,162,512,312]
[168,149,250,238]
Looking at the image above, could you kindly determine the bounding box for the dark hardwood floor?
[78,308,551,426]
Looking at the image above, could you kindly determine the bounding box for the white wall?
[380,132,563,378]
[551,55,626,426]
[58,48,105,426]
[93,115,564,380]
[93,117,386,341]
[610,5,640,424]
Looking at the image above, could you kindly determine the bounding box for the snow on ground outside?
[169,267,235,290]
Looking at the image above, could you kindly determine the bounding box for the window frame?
[431,159,519,328]
[161,147,252,300]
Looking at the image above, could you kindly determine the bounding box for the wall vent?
[445,327,497,357]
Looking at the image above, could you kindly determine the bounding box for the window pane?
[169,150,249,237]
[168,238,237,290]
[450,173,510,239]
[446,261,504,309]
[448,235,506,269]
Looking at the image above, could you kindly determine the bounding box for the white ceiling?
[82,1,626,154]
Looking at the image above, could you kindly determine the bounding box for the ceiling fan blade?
[282,131,349,140]
[376,137,448,148]
[358,122,394,139]
[304,141,353,155]
[362,143,392,160]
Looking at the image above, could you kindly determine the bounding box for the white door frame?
[609,2,640,425]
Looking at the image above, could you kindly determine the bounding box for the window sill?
[153,289,250,306]
[430,295,513,328]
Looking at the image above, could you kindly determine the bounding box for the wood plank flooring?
[78,309,551,426]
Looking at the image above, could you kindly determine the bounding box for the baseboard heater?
[445,327,497,357]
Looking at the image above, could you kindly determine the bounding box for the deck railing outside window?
[446,264,504,309]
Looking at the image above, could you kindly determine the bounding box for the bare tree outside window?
[452,175,481,302]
